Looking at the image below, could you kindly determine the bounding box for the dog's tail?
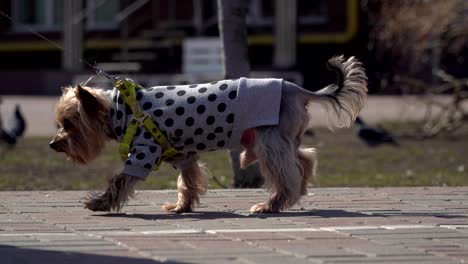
[300,55,368,128]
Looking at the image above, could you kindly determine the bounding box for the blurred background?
[0,0,466,190]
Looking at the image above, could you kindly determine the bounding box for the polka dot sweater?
[106,77,283,179]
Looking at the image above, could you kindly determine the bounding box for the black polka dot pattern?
[165,99,174,106]
[112,79,256,177]
[228,90,237,100]
[208,94,217,101]
[185,117,195,127]
[206,116,215,125]
[194,128,203,135]
[176,107,185,116]
[153,109,163,117]
[199,87,207,93]
[144,132,152,139]
[143,102,152,110]
[219,83,228,90]
[175,129,184,137]
[197,105,206,114]
[165,118,174,127]
[175,146,185,151]
[196,143,206,150]
[115,127,122,136]
[116,110,123,120]
[226,113,235,123]
[177,90,186,96]
[184,138,194,145]
[149,146,157,153]
[136,91,143,101]
[187,96,196,104]
[135,127,142,137]
[217,103,226,112]
[125,104,133,115]
[136,153,145,160]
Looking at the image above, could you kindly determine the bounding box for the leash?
[0,10,117,85]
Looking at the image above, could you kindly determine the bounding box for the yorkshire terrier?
[50,56,367,213]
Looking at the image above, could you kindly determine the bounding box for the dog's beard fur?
[51,85,114,165]
[51,55,367,214]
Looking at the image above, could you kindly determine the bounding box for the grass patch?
[0,123,466,190]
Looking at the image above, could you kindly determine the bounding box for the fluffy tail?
[309,56,368,128]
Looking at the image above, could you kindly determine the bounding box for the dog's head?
[50,85,113,164]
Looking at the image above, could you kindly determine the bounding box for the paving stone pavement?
[1,187,468,263]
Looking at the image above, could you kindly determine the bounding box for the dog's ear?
[75,85,103,115]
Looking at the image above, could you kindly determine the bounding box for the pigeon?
[0,104,26,145]
[355,116,398,147]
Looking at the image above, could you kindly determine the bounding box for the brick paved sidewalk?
[1,188,468,263]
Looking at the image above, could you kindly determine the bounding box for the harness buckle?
[133,112,150,125]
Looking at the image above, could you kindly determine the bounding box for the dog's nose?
[49,140,59,151]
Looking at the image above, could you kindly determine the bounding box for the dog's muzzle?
[49,139,64,152]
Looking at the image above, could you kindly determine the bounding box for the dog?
[50,55,367,213]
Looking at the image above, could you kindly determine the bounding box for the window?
[11,0,119,32]
[86,0,119,30]
[298,0,328,25]
[13,0,63,31]
[247,0,328,27]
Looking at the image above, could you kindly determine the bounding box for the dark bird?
[355,116,398,147]
[0,104,26,145]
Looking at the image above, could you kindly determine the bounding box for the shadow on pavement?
[0,245,186,264]
[94,209,467,220]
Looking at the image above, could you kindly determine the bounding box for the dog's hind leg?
[250,126,302,213]
[240,128,258,169]
[297,147,317,195]
[163,160,208,213]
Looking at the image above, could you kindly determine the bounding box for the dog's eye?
[63,119,74,131]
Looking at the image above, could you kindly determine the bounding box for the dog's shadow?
[93,209,466,221]
[95,209,368,221]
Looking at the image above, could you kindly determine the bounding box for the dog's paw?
[84,194,112,212]
[162,202,192,214]
[250,203,276,213]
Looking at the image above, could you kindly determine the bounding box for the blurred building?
[0,0,365,94]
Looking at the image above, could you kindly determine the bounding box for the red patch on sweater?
[241,128,256,148]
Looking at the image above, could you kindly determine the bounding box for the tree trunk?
[217,0,264,188]
[274,0,297,68]
[63,0,83,72]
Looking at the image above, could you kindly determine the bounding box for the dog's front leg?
[84,173,140,212]
[163,160,207,213]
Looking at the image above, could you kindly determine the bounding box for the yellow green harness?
[115,78,180,170]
